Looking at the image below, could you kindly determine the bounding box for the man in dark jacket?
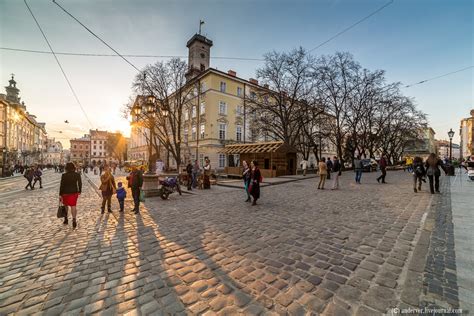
[127,166,143,214]
[331,156,342,190]
[326,157,333,180]
[377,155,388,184]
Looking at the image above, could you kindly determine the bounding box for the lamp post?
[448,128,454,161]
[132,95,168,197]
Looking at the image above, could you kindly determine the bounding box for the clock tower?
[185,34,213,82]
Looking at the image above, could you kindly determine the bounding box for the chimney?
[249,78,258,85]
[227,70,237,77]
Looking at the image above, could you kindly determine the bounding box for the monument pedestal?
[142,173,160,197]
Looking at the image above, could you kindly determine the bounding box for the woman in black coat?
[59,162,82,228]
[249,160,262,206]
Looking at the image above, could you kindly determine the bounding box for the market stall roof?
[219,141,297,154]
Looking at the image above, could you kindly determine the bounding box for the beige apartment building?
[460,109,474,159]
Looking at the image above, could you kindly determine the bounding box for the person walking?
[59,162,82,228]
[192,160,200,189]
[32,166,43,189]
[186,161,193,191]
[24,167,34,190]
[116,182,126,212]
[249,160,262,206]
[203,158,211,189]
[406,156,414,173]
[127,166,143,214]
[376,155,388,184]
[242,160,251,202]
[318,157,327,190]
[331,156,342,190]
[413,156,425,193]
[326,157,333,180]
[99,167,116,214]
[425,153,446,194]
[301,159,308,176]
[354,156,363,184]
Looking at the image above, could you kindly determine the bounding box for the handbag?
[139,190,146,202]
[57,202,67,218]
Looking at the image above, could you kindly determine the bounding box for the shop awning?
[219,141,296,154]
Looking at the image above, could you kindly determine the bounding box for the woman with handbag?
[99,167,116,214]
[59,162,82,228]
[425,153,446,194]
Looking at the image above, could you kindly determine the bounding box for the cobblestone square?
[0,170,469,315]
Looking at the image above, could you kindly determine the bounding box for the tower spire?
[199,20,205,35]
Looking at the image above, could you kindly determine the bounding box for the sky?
[0,0,472,149]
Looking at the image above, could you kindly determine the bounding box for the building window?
[192,106,196,118]
[200,82,206,93]
[99,141,102,144]
[219,154,226,168]
[200,123,205,139]
[93,152,96,156]
[250,91,256,100]
[219,123,227,140]
[236,105,243,116]
[191,125,196,141]
[220,81,226,93]
[184,110,189,121]
[184,126,188,142]
[199,153,204,167]
[200,101,205,114]
[236,125,242,142]
[237,87,243,97]
[219,101,227,115]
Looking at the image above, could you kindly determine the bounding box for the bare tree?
[129,58,194,173]
[247,48,316,147]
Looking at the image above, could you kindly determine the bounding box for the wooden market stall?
[221,141,297,178]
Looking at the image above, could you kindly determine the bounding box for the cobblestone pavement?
[0,170,449,315]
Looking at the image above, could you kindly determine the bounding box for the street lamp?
[448,128,455,161]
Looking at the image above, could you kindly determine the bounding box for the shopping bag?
[139,190,146,202]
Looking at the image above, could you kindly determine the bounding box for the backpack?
[414,164,424,176]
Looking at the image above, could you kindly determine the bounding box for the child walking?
[116,182,126,212]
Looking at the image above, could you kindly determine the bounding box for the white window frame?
[191,125,196,141]
[236,125,242,142]
[236,105,243,116]
[219,123,227,140]
[184,126,189,142]
[219,101,227,115]
[220,81,226,93]
[184,110,189,121]
[192,106,196,118]
[200,101,205,114]
[200,123,205,139]
[237,87,242,97]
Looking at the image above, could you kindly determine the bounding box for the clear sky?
[1,0,472,148]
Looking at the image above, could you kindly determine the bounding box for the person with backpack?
[413,156,425,193]
[32,166,43,189]
[249,160,262,206]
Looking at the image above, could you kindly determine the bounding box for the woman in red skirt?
[59,162,82,228]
